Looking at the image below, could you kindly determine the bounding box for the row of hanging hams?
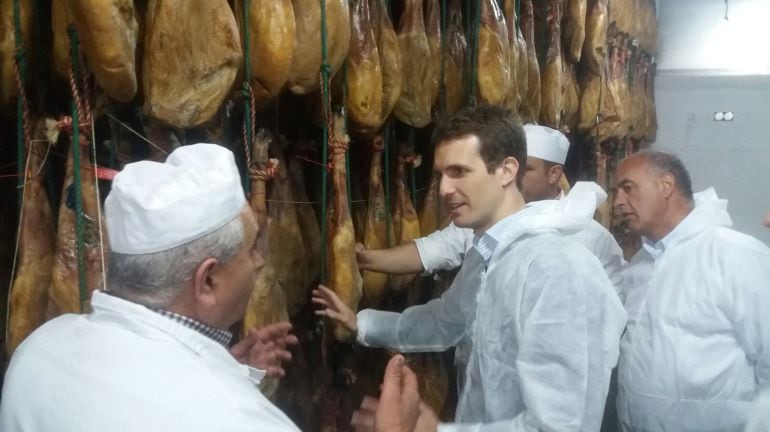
[5,0,651,134]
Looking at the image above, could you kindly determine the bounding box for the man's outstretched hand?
[351,354,439,432]
[230,322,298,377]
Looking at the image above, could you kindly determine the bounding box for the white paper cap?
[524,124,570,164]
[105,144,246,254]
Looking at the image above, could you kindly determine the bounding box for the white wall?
[656,0,770,74]
[653,0,770,245]
[654,74,770,244]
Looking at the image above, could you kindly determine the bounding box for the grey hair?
[107,216,244,308]
[637,150,694,204]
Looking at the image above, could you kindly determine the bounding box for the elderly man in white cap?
[0,144,300,431]
[355,124,626,290]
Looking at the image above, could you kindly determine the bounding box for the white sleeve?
[728,243,770,389]
[356,249,483,351]
[414,223,474,274]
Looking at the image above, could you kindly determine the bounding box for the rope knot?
[372,135,385,153]
[250,158,280,181]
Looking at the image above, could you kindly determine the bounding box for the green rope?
[13,0,27,210]
[438,0,447,117]
[241,0,252,193]
[383,122,392,246]
[515,0,521,34]
[468,0,481,105]
[67,26,88,313]
[319,0,331,284]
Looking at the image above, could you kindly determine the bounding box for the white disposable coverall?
[357,183,628,431]
[0,291,300,432]
[617,188,770,432]
[415,186,626,291]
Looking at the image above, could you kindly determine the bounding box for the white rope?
[91,120,108,293]
[105,112,167,155]
[5,137,34,346]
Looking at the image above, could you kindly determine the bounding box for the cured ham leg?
[7,119,55,355]
[327,113,363,341]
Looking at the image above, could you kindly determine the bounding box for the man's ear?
[500,156,520,187]
[192,257,219,308]
[547,164,564,186]
[659,172,676,199]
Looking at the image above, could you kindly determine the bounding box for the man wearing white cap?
[355,124,626,291]
[0,144,300,431]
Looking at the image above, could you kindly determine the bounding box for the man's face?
[214,207,264,327]
[521,156,560,202]
[434,135,514,233]
[613,157,668,239]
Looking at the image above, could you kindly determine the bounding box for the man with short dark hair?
[613,151,770,432]
[0,144,299,431]
[315,105,627,431]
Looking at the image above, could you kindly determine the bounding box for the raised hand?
[230,321,298,377]
[312,284,358,335]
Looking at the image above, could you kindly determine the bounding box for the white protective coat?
[617,189,770,432]
[0,291,299,432]
[415,186,626,291]
[357,183,628,431]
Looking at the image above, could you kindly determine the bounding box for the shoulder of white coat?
[709,226,770,255]
[518,232,602,272]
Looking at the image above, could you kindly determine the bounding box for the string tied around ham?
[250,158,280,182]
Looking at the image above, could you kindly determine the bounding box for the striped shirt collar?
[473,206,533,264]
[152,309,233,348]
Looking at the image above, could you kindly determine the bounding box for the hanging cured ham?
[424,0,441,107]
[268,148,308,317]
[562,60,580,132]
[393,0,432,128]
[520,0,540,123]
[539,0,563,128]
[142,0,242,128]
[0,0,33,111]
[244,130,289,330]
[477,0,510,107]
[418,172,443,237]
[327,113,363,341]
[583,0,608,75]
[287,0,350,95]
[234,0,296,110]
[502,0,520,111]
[361,135,390,308]
[49,128,108,317]
[371,0,402,124]
[346,0,383,135]
[69,0,139,102]
[564,0,587,63]
[52,0,74,80]
[444,0,466,115]
[389,150,420,292]
[7,119,55,356]
[288,149,321,291]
